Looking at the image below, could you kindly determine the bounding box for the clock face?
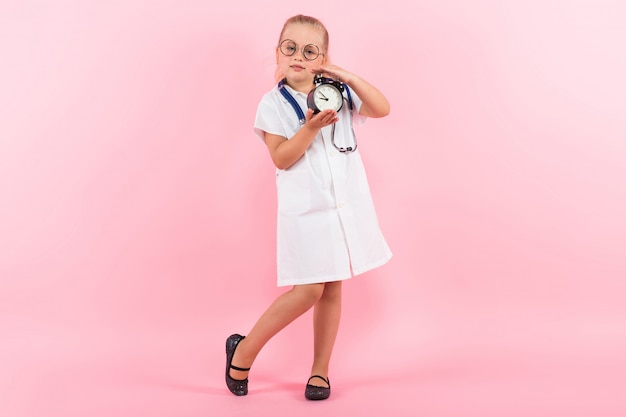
[314,84,343,112]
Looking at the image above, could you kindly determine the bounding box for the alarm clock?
[307,75,345,113]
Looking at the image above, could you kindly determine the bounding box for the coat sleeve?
[254,93,286,141]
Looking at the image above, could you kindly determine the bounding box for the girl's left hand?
[312,64,354,85]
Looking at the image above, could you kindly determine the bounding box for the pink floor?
[2,284,625,417]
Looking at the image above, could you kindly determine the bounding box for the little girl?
[225,14,392,400]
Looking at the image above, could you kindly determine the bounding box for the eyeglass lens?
[279,39,321,61]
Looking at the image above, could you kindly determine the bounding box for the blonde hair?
[274,15,330,82]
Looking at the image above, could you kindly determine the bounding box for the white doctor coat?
[254,83,392,286]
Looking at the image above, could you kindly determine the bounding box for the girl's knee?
[292,283,325,305]
[321,281,342,302]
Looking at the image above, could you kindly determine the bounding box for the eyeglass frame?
[278,39,325,61]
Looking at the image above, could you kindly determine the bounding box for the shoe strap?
[230,364,251,372]
[307,375,330,387]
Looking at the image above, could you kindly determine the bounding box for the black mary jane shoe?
[225,334,250,396]
[305,375,331,400]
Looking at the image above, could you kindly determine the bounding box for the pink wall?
[1,1,625,416]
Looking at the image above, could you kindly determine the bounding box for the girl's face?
[276,24,327,90]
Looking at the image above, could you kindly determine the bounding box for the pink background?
[1,1,625,416]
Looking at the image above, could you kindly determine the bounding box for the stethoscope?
[278,79,358,153]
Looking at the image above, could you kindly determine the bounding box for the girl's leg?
[309,280,342,386]
[229,283,325,380]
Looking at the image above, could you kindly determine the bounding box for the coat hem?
[277,273,352,287]
[351,253,393,277]
[276,253,392,287]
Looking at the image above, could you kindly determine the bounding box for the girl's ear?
[275,47,279,64]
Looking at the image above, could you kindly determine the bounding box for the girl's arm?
[264,108,338,170]
[314,65,390,118]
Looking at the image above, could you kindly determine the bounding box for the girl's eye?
[286,45,296,52]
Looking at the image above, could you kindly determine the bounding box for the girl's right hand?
[305,108,339,130]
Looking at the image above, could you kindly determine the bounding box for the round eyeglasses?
[279,39,324,61]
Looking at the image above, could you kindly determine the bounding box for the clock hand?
[319,92,328,100]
